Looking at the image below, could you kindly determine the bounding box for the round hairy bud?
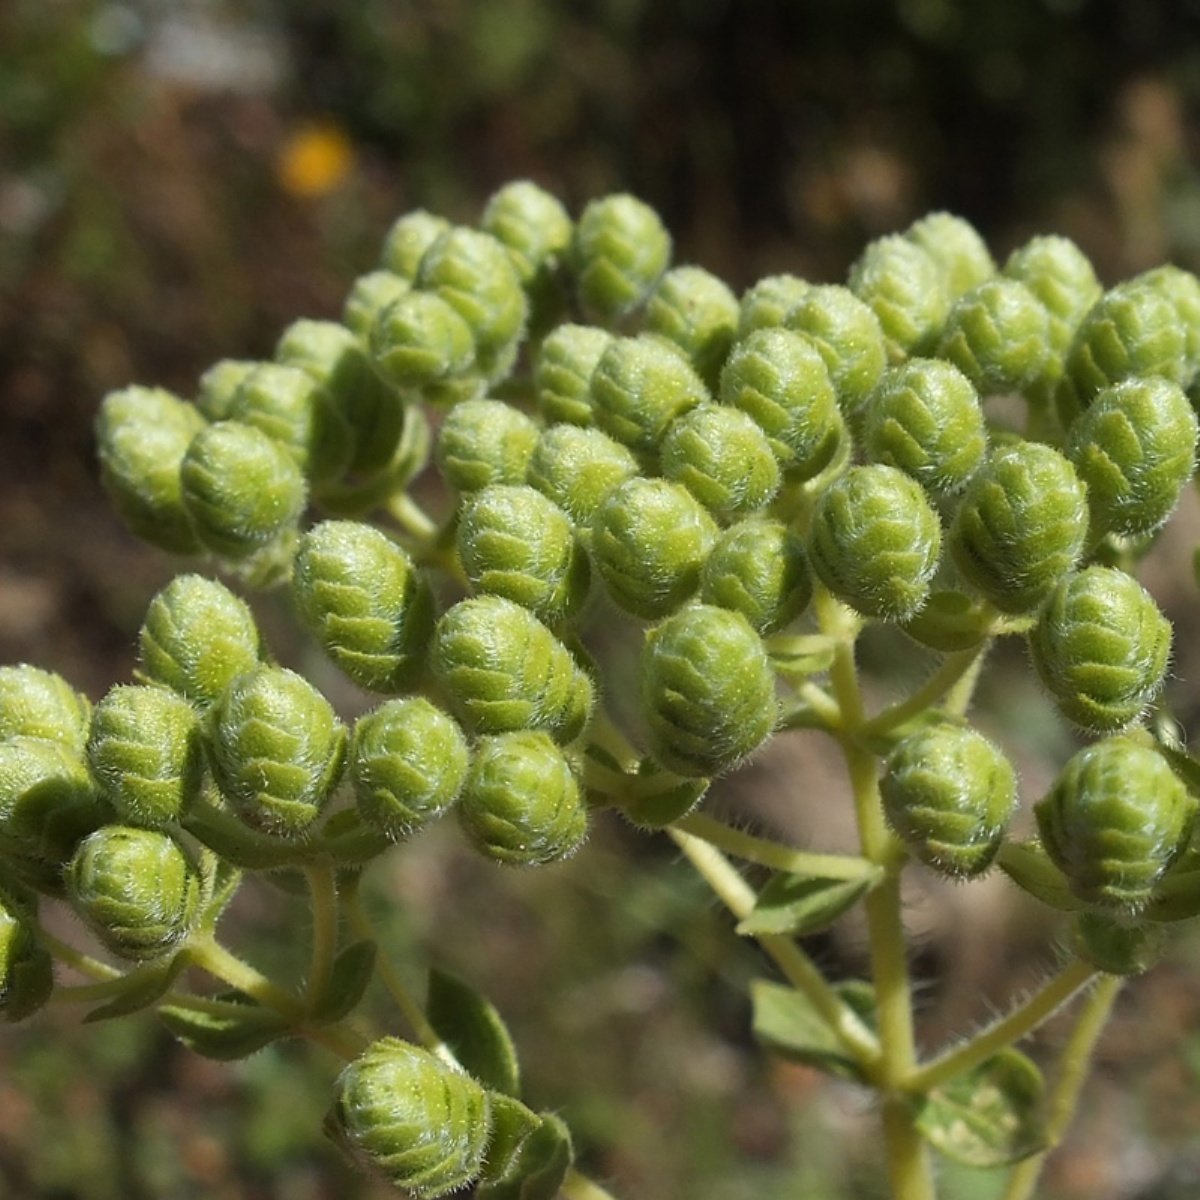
[738,274,810,337]
[700,518,812,635]
[457,485,590,625]
[211,666,347,837]
[379,209,452,280]
[330,1038,491,1198]
[533,323,613,426]
[660,404,780,519]
[459,731,588,866]
[96,385,205,554]
[342,270,411,340]
[0,897,52,1022]
[370,291,476,396]
[0,665,91,755]
[228,362,353,486]
[904,212,996,299]
[847,234,950,359]
[591,478,718,619]
[808,465,942,622]
[641,604,776,778]
[785,284,888,418]
[481,179,573,286]
[950,441,1088,614]
[1073,911,1164,976]
[431,596,593,743]
[589,335,708,458]
[1058,282,1187,425]
[1133,263,1200,384]
[1029,567,1171,733]
[1002,236,1101,352]
[863,358,986,497]
[1066,376,1198,539]
[415,227,528,380]
[525,424,640,526]
[293,521,434,693]
[435,398,539,494]
[881,723,1017,878]
[719,328,844,479]
[644,265,739,387]
[571,193,672,321]
[137,575,262,709]
[1035,738,1194,912]
[350,699,469,841]
[196,360,257,422]
[936,278,1053,395]
[179,421,307,561]
[87,685,203,828]
[67,826,200,960]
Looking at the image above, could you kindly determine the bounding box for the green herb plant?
[5,182,1200,1199]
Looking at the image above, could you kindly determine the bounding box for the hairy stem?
[303,865,339,1016]
[860,644,988,738]
[38,930,120,981]
[386,491,439,540]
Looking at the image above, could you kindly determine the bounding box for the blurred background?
[4,0,1200,1196]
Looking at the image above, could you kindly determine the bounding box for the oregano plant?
[3,180,1200,1199]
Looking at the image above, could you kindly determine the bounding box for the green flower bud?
[0,897,53,1021]
[1073,910,1164,976]
[1058,282,1187,425]
[659,404,780,519]
[1029,567,1170,733]
[179,421,307,561]
[644,265,739,388]
[293,521,434,693]
[847,234,950,359]
[1002,236,1101,350]
[211,666,347,837]
[457,486,590,625]
[809,465,942,621]
[950,441,1088,614]
[936,278,1053,395]
[533,323,613,426]
[0,665,91,755]
[863,359,986,497]
[67,825,200,960]
[459,731,587,866]
[87,686,203,828]
[699,518,812,634]
[591,478,718,619]
[330,1038,491,1198]
[1066,376,1197,539]
[380,209,452,280]
[719,329,844,479]
[370,291,476,396]
[904,212,996,299]
[196,360,257,422]
[137,575,263,708]
[435,398,539,494]
[570,193,672,321]
[350,698,469,841]
[96,385,205,554]
[641,604,776,777]
[431,596,593,743]
[525,424,640,526]
[415,227,528,380]
[481,179,573,286]
[881,723,1017,878]
[589,335,708,458]
[1133,264,1200,384]
[342,270,412,340]
[1035,737,1194,912]
[738,274,810,337]
[784,284,888,418]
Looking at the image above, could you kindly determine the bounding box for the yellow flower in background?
[278,122,354,197]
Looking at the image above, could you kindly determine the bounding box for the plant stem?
[673,812,878,882]
[386,491,439,540]
[668,827,880,1069]
[38,930,120,981]
[560,1167,621,1200]
[860,645,988,738]
[778,681,843,731]
[907,959,1098,1094]
[303,865,339,1016]
[1001,974,1122,1200]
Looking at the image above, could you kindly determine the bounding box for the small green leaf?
[997,840,1085,912]
[901,590,991,652]
[198,857,243,932]
[1144,846,1200,923]
[766,633,836,678]
[477,1102,574,1200]
[159,993,291,1060]
[427,967,521,1095]
[750,978,875,1081]
[309,939,376,1024]
[737,873,875,937]
[83,950,191,1024]
[480,1095,544,1182]
[621,761,709,829]
[915,1048,1046,1167]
